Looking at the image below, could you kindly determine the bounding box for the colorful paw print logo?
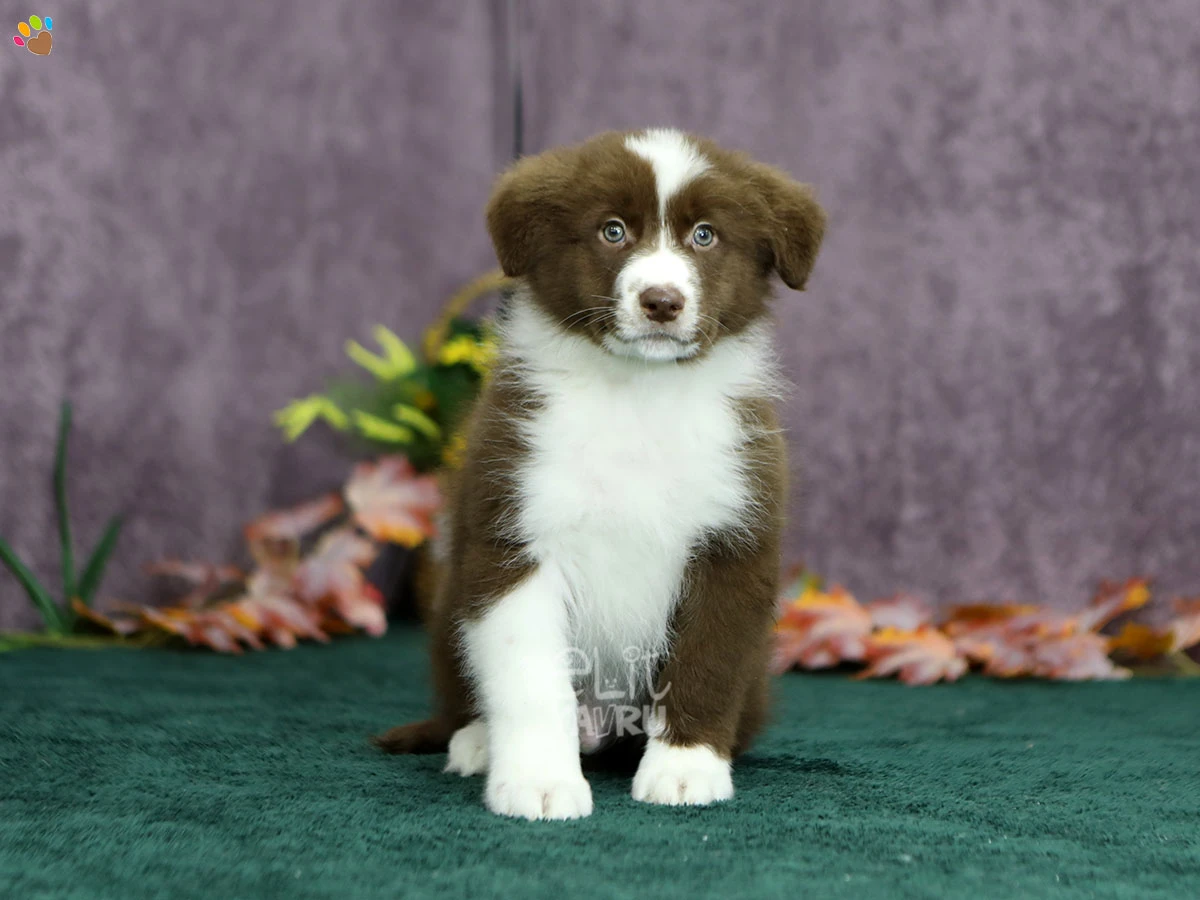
[13,15,53,55]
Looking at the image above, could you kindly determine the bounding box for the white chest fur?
[503,300,777,685]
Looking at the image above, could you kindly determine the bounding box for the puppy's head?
[486,128,826,362]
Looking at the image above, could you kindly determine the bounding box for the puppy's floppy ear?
[752,164,827,291]
[485,149,573,278]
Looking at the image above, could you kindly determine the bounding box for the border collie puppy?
[377,129,825,820]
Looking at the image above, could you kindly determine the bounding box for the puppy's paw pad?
[486,773,593,820]
[444,721,488,777]
[632,741,733,806]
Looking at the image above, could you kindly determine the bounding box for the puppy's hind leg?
[373,717,455,754]
[444,720,489,776]
[373,600,473,756]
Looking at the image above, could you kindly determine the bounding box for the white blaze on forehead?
[624,129,710,215]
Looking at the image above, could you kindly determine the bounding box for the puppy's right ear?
[485,151,572,278]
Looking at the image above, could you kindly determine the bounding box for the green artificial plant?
[0,402,124,643]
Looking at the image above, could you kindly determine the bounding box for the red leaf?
[866,594,934,630]
[858,627,968,685]
[345,457,441,547]
[1028,632,1131,681]
[773,586,872,673]
[243,494,345,546]
[240,569,330,644]
[294,528,386,636]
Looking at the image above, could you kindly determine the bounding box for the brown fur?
[376,131,825,764]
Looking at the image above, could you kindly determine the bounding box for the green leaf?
[54,401,76,607]
[345,326,417,381]
[392,404,442,440]
[273,395,351,442]
[351,410,415,444]
[0,535,65,632]
[76,516,124,607]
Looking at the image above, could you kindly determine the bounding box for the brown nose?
[639,286,685,323]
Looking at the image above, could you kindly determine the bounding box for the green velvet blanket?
[1,628,1196,898]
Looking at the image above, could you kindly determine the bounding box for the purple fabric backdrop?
[2,1,1198,628]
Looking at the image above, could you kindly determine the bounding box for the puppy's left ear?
[753,165,827,291]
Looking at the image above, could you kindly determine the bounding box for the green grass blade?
[77,516,124,607]
[54,401,77,604]
[0,535,65,632]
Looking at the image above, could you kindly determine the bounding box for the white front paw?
[444,720,488,777]
[632,740,734,806]
[486,769,593,820]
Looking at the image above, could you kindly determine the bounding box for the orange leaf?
[857,627,967,685]
[1076,578,1151,632]
[1108,622,1174,660]
[243,493,345,546]
[70,599,141,636]
[345,457,441,547]
[773,586,872,672]
[945,603,1041,623]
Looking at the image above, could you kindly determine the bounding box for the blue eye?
[692,224,715,247]
[602,220,626,243]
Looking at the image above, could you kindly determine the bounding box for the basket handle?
[422,270,511,362]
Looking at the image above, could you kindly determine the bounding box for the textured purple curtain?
[2,1,1197,627]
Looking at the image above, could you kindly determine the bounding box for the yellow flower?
[345,325,417,382]
[351,410,415,444]
[441,431,468,469]
[412,388,437,412]
[437,334,497,374]
[273,396,350,442]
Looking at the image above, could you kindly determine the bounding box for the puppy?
[376,129,825,820]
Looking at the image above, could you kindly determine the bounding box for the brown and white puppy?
[376,129,825,820]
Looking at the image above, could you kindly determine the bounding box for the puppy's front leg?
[633,543,778,806]
[464,564,593,820]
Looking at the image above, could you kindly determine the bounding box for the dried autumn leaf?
[1027,632,1130,681]
[143,560,247,608]
[857,626,968,685]
[138,606,265,654]
[944,604,1077,666]
[945,603,1041,624]
[238,568,331,647]
[1076,578,1151,632]
[143,560,246,586]
[345,456,441,546]
[1165,598,1200,653]
[294,528,386,636]
[1108,622,1175,660]
[243,493,345,547]
[773,586,872,673]
[966,625,1132,680]
[1112,598,1200,659]
[865,594,934,631]
[70,598,141,636]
